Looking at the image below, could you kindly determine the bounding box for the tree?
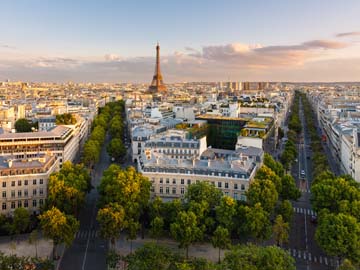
[15,118,32,132]
[276,200,294,223]
[185,182,222,209]
[126,219,140,254]
[125,243,174,270]
[264,153,284,177]
[315,212,360,263]
[12,207,30,236]
[211,226,231,263]
[338,259,358,270]
[28,229,39,258]
[243,203,272,242]
[273,215,289,247]
[221,244,295,270]
[39,207,79,259]
[106,138,126,161]
[97,203,125,250]
[215,196,236,232]
[170,210,202,258]
[254,165,282,194]
[280,175,301,201]
[82,139,100,167]
[55,113,76,125]
[247,179,278,213]
[150,216,164,242]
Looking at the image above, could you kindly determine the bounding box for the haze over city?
[1,0,360,82]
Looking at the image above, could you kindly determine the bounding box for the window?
[172,187,176,194]
[18,190,22,197]
[241,184,245,190]
[18,180,21,186]
[218,182,222,188]
[24,180,28,186]
[2,203,6,210]
[166,187,170,194]
[2,182,6,188]
[187,179,191,185]
[18,201,22,208]
[24,200,28,208]
[181,179,184,185]
[225,191,229,196]
[40,179,44,185]
[11,181,15,187]
[2,191,6,198]
[33,189,37,196]
[39,199,44,206]
[225,182,229,189]
[159,178,163,184]
[172,179,176,184]
[234,183,238,190]
[159,187,163,194]
[24,190,28,197]
[39,188,44,195]
[150,186,154,192]
[11,190,15,198]
[32,200,37,207]
[166,178,169,184]
[181,187,185,194]
[33,179,37,185]
[11,202,15,209]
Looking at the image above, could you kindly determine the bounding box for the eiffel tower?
[148,42,167,94]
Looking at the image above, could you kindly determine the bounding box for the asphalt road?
[59,134,111,270]
[284,97,339,270]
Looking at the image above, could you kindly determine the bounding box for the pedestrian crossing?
[75,229,99,239]
[293,207,317,216]
[285,248,340,267]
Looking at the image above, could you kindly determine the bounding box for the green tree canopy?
[15,118,32,132]
[315,212,360,262]
[12,207,30,236]
[221,244,295,270]
[55,113,76,125]
[106,138,126,161]
[185,182,222,209]
[211,226,231,263]
[39,207,79,259]
[247,179,278,213]
[272,215,289,247]
[242,203,272,242]
[170,210,203,258]
[97,203,125,249]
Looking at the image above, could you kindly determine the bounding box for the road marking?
[81,199,97,270]
[320,256,323,264]
[314,256,317,263]
[308,253,312,262]
[325,257,328,265]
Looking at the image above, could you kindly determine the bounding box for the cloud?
[104,54,121,61]
[0,43,16,49]
[336,31,360,38]
[0,38,355,82]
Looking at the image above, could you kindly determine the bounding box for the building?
[0,154,58,215]
[138,130,262,201]
[148,43,167,94]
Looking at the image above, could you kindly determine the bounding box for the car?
[300,170,306,178]
[311,215,317,224]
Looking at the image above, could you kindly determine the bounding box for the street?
[59,134,111,270]
[284,97,339,270]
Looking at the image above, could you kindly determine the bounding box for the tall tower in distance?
[148,42,167,94]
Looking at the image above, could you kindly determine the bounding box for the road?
[59,134,111,270]
[284,97,339,270]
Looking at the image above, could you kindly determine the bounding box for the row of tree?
[300,93,330,178]
[111,242,295,270]
[300,94,360,268]
[36,161,91,259]
[14,118,38,132]
[280,92,300,170]
[106,101,126,162]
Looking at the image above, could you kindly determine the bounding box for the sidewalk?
[0,233,53,259]
[115,233,225,262]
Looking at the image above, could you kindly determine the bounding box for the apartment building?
[0,154,58,215]
[138,129,262,200]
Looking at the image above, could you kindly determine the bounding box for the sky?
[0,0,360,83]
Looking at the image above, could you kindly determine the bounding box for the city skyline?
[1,0,360,82]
